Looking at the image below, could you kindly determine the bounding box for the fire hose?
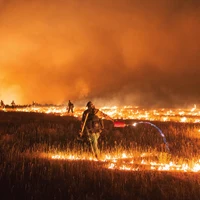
[113,120,170,152]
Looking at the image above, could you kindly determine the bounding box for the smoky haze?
[0,0,200,107]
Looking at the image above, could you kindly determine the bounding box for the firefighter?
[67,100,74,113]
[11,100,15,109]
[0,100,5,108]
[79,101,113,159]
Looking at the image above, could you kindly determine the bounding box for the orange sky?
[0,0,200,107]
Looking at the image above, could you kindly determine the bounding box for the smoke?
[0,0,200,107]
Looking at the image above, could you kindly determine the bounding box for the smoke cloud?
[0,0,200,107]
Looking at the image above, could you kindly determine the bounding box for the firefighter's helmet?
[86,101,93,107]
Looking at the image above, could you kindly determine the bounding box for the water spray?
[113,120,170,152]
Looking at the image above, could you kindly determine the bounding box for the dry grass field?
[0,111,200,200]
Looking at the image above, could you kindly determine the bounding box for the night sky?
[0,0,200,107]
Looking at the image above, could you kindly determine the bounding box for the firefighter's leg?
[90,132,100,158]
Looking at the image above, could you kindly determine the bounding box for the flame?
[48,152,200,173]
[191,104,196,112]
[2,104,200,173]
[1,104,200,123]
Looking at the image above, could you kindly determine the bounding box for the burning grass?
[0,111,200,199]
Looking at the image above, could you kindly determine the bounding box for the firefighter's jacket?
[81,108,113,134]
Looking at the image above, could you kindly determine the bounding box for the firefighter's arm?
[79,112,89,137]
[96,109,114,122]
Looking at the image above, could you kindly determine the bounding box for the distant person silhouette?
[11,100,15,109]
[0,100,5,108]
[32,101,36,106]
[67,100,74,113]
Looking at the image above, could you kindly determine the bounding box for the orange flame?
[1,105,200,123]
[49,152,200,173]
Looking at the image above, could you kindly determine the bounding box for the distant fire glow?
[1,104,200,123]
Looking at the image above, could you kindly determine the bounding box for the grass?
[0,111,200,200]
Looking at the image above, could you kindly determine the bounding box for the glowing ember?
[49,153,200,173]
[1,104,200,123]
